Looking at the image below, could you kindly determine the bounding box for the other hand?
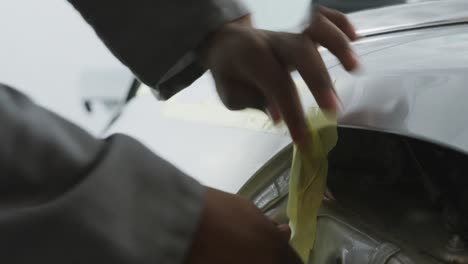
[186,188,302,264]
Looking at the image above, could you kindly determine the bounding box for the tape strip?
[287,108,338,263]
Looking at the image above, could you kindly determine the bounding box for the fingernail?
[291,125,308,146]
[277,224,291,232]
[266,105,282,124]
[271,111,281,124]
[332,90,344,113]
[320,88,340,112]
[349,51,360,71]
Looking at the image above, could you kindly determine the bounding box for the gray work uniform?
[0,0,247,263]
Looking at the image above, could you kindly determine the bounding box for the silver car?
[108,1,468,263]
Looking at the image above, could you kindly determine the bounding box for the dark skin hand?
[187,188,302,264]
[200,6,359,146]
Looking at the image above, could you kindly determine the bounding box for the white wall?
[245,0,310,30]
[0,0,132,134]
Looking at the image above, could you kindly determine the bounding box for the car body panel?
[349,0,468,36]
[332,24,468,155]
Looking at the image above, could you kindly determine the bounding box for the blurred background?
[0,0,133,135]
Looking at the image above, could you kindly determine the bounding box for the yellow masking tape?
[287,108,337,263]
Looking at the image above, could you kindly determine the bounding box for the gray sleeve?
[0,84,205,263]
[67,0,249,99]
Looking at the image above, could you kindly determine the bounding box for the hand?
[199,7,359,145]
[186,188,302,264]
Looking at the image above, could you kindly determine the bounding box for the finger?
[214,77,266,111]
[317,6,358,40]
[294,37,339,112]
[306,16,359,72]
[277,224,292,241]
[215,77,282,123]
[249,51,308,144]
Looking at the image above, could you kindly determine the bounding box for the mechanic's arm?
[67,0,249,99]
[0,84,301,263]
